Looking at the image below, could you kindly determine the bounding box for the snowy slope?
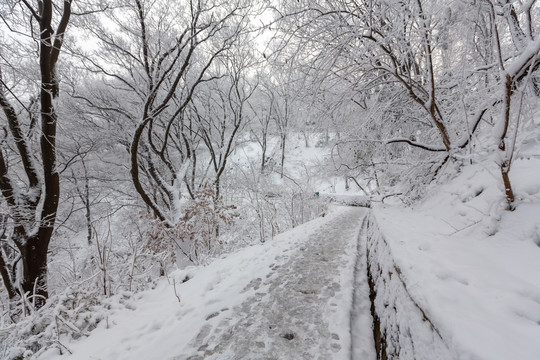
[37,206,372,360]
[370,156,540,360]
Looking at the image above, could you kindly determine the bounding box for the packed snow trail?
[184,206,370,359]
[39,206,373,360]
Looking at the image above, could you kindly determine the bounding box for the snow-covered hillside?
[2,0,540,359]
[27,154,540,360]
[3,144,540,360]
[368,154,540,360]
[34,206,373,360]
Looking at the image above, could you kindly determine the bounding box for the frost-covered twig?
[172,280,181,303]
[54,340,73,355]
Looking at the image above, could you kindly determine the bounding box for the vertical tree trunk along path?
[185,206,374,360]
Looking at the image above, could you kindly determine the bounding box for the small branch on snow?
[381,193,404,204]
[386,138,447,152]
[449,220,483,236]
[54,339,73,355]
[172,280,181,303]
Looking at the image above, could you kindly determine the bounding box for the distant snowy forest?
[1,0,540,358]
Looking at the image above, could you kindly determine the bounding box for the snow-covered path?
[186,206,370,360]
[41,206,373,360]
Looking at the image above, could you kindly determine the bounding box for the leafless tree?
[193,47,258,197]
[273,0,540,206]
[0,0,73,307]
[77,0,258,226]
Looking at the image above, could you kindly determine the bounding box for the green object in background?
[314,192,320,197]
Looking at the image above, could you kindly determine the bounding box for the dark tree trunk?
[280,134,286,178]
[500,163,515,210]
[20,236,49,307]
[0,0,70,308]
[498,74,515,211]
[261,140,267,173]
[0,250,17,300]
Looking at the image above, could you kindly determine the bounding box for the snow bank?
[319,193,371,207]
[364,215,457,360]
[370,157,540,360]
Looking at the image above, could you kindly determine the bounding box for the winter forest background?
[1,0,540,358]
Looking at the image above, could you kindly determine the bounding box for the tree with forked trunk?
[76,0,259,229]
[0,0,72,308]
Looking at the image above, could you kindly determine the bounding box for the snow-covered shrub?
[0,286,134,359]
[48,207,169,300]
[183,184,239,260]
[145,184,239,265]
[231,163,328,243]
[93,210,170,294]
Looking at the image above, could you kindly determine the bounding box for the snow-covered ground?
[37,206,373,360]
[9,134,540,360]
[370,155,540,360]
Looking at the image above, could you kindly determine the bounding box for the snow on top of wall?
[372,155,540,360]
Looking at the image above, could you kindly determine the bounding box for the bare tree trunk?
[73,160,93,245]
[280,133,286,178]
[261,137,267,173]
[500,165,514,209]
[499,74,515,210]
[0,0,70,308]
[0,250,17,300]
[20,236,50,306]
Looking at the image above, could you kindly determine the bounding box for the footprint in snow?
[205,312,220,321]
